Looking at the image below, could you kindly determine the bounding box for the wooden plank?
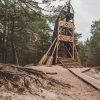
[73,68,90,73]
[62,62,79,65]
[81,68,91,73]
[68,68,100,90]
[58,35,74,42]
[59,21,74,29]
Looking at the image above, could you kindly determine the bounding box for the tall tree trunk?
[2,25,7,63]
[4,31,9,64]
[10,19,16,64]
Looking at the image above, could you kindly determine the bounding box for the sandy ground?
[28,65,100,100]
[0,65,100,100]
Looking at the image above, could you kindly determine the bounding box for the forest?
[0,0,52,65]
[79,20,100,67]
[0,0,100,67]
[0,0,100,100]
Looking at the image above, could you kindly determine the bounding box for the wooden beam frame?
[59,21,74,29]
[58,35,74,42]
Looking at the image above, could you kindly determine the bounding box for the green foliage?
[79,20,100,67]
[0,0,52,65]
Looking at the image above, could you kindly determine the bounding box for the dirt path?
[0,65,100,100]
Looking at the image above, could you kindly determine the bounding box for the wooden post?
[73,36,75,60]
[38,38,57,65]
[72,19,75,60]
[55,41,60,64]
[55,25,60,64]
[46,41,58,66]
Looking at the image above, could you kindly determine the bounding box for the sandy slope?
[0,65,100,100]
[28,65,100,100]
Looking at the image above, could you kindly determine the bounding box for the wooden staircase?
[57,57,81,68]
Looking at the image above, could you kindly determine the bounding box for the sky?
[38,0,100,41]
[71,0,100,41]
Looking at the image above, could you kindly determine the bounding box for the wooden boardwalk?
[68,68,100,90]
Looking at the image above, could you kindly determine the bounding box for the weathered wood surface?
[68,68,100,90]
[59,21,74,29]
[58,35,74,42]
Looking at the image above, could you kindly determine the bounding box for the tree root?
[0,64,71,94]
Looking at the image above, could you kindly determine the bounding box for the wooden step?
[60,62,80,68]
[60,60,74,63]
[57,57,80,68]
[58,58,73,61]
[63,62,79,65]
[57,57,72,60]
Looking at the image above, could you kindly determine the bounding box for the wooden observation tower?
[39,1,81,67]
